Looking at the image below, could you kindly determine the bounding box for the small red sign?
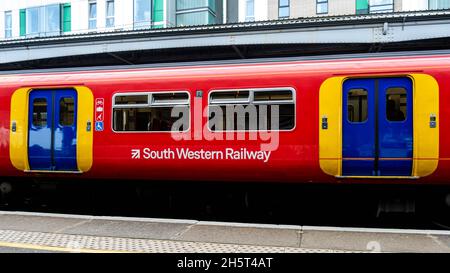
[95,98,104,122]
[96,112,103,122]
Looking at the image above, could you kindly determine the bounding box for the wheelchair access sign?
[95,121,104,131]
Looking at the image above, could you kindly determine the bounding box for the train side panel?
[0,55,450,184]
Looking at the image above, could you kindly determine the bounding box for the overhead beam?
[1,11,450,65]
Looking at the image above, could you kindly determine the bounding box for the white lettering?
[133,148,272,163]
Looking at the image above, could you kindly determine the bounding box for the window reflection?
[386,88,407,122]
[347,89,368,123]
[33,98,48,127]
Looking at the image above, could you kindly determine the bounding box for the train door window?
[32,98,48,127]
[59,97,75,126]
[386,87,407,122]
[208,88,295,131]
[112,92,190,132]
[347,89,368,123]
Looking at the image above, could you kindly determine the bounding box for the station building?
[0,0,449,40]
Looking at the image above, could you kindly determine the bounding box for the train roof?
[2,49,450,77]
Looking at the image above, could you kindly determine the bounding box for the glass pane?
[113,106,189,132]
[27,7,39,34]
[106,1,114,27]
[5,12,12,28]
[106,18,114,27]
[152,93,189,104]
[89,2,97,18]
[280,0,290,6]
[5,11,12,38]
[89,19,97,29]
[33,98,47,127]
[279,6,289,18]
[208,103,295,131]
[246,0,254,17]
[59,97,75,126]
[210,91,250,102]
[317,2,328,13]
[45,5,61,33]
[429,0,450,9]
[89,2,97,29]
[369,0,393,13]
[386,88,407,122]
[107,1,115,17]
[115,95,148,105]
[177,0,210,10]
[254,90,293,101]
[347,89,368,123]
[176,10,213,26]
[134,0,151,22]
[278,104,295,130]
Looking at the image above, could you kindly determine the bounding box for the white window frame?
[369,0,394,13]
[25,4,61,37]
[112,91,191,133]
[134,0,152,29]
[316,0,329,14]
[4,11,12,38]
[106,0,115,28]
[26,7,40,36]
[89,0,97,30]
[207,87,297,132]
[429,0,450,10]
[279,0,290,19]
[245,0,255,22]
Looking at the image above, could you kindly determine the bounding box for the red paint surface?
[0,54,449,184]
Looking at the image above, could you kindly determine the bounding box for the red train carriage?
[0,52,449,184]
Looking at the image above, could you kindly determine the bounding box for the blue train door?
[342,78,413,176]
[28,89,78,171]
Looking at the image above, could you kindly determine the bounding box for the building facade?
[0,0,229,39]
[1,0,449,40]
[240,0,450,22]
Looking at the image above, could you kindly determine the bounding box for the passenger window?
[386,88,407,122]
[32,98,48,127]
[59,97,75,126]
[347,89,368,123]
[208,89,295,131]
[113,92,189,132]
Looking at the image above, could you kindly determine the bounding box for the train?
[0,51,449,187]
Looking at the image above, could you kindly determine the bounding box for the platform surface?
[0,211,449,253]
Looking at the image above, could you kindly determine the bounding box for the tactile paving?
[0,229,356,253]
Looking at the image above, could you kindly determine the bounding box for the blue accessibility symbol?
[95,121,104,131]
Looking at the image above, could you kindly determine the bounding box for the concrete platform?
[0,211,449,253]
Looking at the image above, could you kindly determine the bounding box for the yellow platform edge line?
[0,241,133,253]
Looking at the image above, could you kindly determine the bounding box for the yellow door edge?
[409,74,439,177]
[75,86,94,173]
[9,88,32,171]
[319,77,345,177]
[319,74,439,179]
[9,86,94,173]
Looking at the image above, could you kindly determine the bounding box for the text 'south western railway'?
[131,148,271,163]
